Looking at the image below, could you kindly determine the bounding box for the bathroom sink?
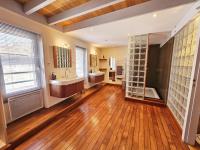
[89,72,105,76]
[49,77,84,85]
[88,72,105,83]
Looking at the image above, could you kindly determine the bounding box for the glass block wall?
[168,15,200,128]
[126,35,148,100]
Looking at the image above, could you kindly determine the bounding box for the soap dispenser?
[51,72,56,80]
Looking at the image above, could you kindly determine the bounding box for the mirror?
[90,54,97,67]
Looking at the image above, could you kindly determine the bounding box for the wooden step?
[5,84,105,150]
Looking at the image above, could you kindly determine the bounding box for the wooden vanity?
[49,78,84,98]
[88,72,105,83]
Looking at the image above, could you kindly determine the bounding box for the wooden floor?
[7,84,102,144]
[15,85,189,150]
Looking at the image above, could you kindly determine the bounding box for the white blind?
[110,57,116,70]
[76,46,86,77]
[0,22,41,96]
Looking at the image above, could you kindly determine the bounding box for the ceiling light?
[153,13,157,18]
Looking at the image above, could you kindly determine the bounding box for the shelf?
[99,68,107,71]
[99,58,107,61]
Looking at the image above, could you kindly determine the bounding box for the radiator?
[8,90,43,122]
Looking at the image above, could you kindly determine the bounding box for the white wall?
[0,7,100,123]
[99,46,128,84]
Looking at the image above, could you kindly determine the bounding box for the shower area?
[125,33,174,103]
[125,14,200,145]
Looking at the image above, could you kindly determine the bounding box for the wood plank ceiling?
[15,0,149,28]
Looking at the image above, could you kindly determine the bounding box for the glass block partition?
[126,35,148,100]
[168,15,200,128]
[53,46,72,68]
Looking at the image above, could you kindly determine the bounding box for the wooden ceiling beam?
[63,0,195,32]
[24,0,56,15]
[48,0,124,25]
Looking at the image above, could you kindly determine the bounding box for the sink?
[50,77,84,85]
[89,72,105,76]
[49,77,84,98]
[88,72,105,83]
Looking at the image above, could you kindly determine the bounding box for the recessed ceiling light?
[153,13,157,18]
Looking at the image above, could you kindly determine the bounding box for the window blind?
[0,22,41,97]
[76,46,86,78]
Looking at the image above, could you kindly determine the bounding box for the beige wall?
[0,7,100,124]
[99,46,128,84]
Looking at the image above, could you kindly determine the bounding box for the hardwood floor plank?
[16,86,108,150]
[15,85,190,150]
[44,89,112,150]
[156,107,177,150]
[73,100,119,149]
[112,105,131,149]
[84,90,124,150]
[104,102,128,150]
[8,85,103,145]
[118,104,134,150]
[150,106,165,150]
[161,107,190,150]
[50,86,119,150]
[144,105,151,150]
[153,106,171,150]
[132,103,140,150]
[126,104,136,150]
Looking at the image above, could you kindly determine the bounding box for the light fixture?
[153,13,157,18]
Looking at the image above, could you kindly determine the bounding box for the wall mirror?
[90,54,97,67]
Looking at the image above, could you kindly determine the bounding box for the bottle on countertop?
[51,72,56,80]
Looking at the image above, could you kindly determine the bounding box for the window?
[76,46,86,77]
[0,22,41,96]
[109,57,116,70]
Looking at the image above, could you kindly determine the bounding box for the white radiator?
[8,90,43,122]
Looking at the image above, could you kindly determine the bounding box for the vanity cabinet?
[49,80,84,98]
[88,74,104,83]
